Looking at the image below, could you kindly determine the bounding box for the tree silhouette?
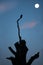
[6,15,39,65]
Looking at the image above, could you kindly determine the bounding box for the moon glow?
[35,3,40,8]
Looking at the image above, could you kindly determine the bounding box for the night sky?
[0,0,43,65]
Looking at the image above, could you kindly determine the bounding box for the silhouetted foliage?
[6,14,39,65]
